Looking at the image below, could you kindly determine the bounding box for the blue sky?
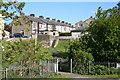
[22,2,118,25]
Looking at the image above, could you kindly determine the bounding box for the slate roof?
[27,16,43,24]
[27,16,73,28]
[71,28,87,32]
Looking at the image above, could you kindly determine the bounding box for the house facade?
[75,16,95,29]
[12,14,75,37]
[71,16,95,39]
[0,14,4,40]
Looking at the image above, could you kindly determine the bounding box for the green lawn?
[41,48,55,59]
[79,75,120,79]
[54,41,69,59]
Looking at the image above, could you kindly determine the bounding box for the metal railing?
[1,59,59,78]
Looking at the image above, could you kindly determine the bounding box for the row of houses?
[0,13,95,40]
[12,14,75,37]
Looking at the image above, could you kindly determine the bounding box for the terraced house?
[12,14,75,37]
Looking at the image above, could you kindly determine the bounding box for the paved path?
[50,47,62,58]
[59,72,119,80]
[59,72,90,78]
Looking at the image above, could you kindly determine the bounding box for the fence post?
[47,59,49,73]
[108,62,110,68]
[5,68,8,79]
[88,61,91,75]
[70,59,72,73]
[56,59,59,74]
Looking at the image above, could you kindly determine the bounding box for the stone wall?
[37,34,59,47]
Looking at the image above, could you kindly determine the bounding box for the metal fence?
[58,58,120,75]
[72,61,120,75]
[1,59,58,78]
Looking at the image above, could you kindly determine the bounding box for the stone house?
[71,16,95,39]
[11,14,74,37]
[75,16,95,29]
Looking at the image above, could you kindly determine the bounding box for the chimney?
[30,14,35,17]
[69,23,71,25]
[52,19,56,21]
[46,17,50,20]
[39,16,44,19]
[57,20,60,22]
[61,21,65,23]
[66,22,68,24]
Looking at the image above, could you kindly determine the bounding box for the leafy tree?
[67,2,120,62]
[2,39,53,68]
[88,4,120,62]
[0,1,25,23]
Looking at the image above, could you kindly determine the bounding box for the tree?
[2,40,53,68]
[88,4,120,62]
[0,1,25,24]
[67,2,120,62]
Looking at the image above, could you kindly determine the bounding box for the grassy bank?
[54,41,69,59]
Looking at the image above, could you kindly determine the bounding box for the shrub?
[90,65,118,75]
[71,50,94,74]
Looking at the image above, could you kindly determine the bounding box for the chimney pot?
[61,21,65,23]
[52,19,56,21]
[46,17,50,20]
[30,14,35,17]
[39,16,44,19]
[69,23,71,25]
[57,20,60,22]
[66,22,68,24]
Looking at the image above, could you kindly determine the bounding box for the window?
[79,24,84,27]
[53,33,55,35]
[64,27,66,31]
[20,30,24,35]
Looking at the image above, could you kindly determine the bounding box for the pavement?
[50,47,62,58]
[59,72,120,80]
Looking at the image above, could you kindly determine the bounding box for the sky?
[22,2,118,25]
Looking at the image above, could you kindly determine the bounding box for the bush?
[71,50,94,74]
[90,65,118,75]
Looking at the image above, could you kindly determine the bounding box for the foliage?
[2,39,53,68]
[90,65,118,75]
[67,2,120,62]
[0,1,32,26]
[87,4,120,62]
[68,42,94,74]
[54,41,69,59]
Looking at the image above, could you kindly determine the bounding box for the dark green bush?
[90,65,118,75]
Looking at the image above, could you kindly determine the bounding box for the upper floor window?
[79,24,84,27]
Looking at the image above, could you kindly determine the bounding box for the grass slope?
[54,41,69,59]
